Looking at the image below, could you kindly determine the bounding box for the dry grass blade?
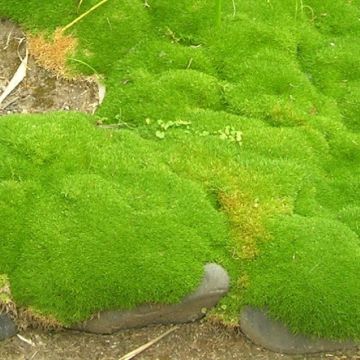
[0,49,28,105]
[16,307,62,331]
[29,351,39,360]
[3,30,12,50]
[77,0,84,12]
[17,334,35,347]
[119,326,179,360]
[62,0,110,33]
[97,79,106,105]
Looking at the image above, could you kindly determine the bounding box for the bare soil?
[1,322,360,360]
[1,18,359,360]
[0,19,99,115]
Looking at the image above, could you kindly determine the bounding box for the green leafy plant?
[146,119,243,145]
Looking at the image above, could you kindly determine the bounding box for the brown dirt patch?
[0,19,99,115]
[1,322,360,360]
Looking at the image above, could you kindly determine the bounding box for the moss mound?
[0,0,359,339]
[245,215,360,340]
[0,113,229,324]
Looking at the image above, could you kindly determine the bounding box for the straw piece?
[61,0,110,33]
[119,326,179,360]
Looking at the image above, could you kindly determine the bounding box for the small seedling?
[155,130,165,139]
[217,126,243,144]
[146,119,242,145]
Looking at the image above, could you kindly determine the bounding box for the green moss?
[0,0,359,339]
[0,113,229,324]
[244,215,360,340]
[338,206,360,237]
[99,68,223,123]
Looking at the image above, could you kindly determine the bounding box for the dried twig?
[16,37,26,62]
[29,350,39,360]
[119,326,179,360]
[17,334,35,347]
[3,31,12,50]
[0,96,19,111]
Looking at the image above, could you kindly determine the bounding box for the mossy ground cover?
[0,0,359,340]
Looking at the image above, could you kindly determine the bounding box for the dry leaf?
[0,49,28,105]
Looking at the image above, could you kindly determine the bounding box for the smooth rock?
[240,306,358,354]
[72,263,229,334]
[0,313,17,341]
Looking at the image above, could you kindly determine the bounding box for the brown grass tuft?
[28,29,77,76]
[206,312,241,331]
[16,308,62,331]
[218,191,267,260]
[0,275,17,317]
[1,274,62,331]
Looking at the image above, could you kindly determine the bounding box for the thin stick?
[61,0,110,33]
[119,326,179,360]
[17,334,35,347]
[3,31,12,50]
[29,351,39,360]
[0,96,19,111]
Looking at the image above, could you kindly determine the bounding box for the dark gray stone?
[240,306,358,354]
[0,313,17,341]
[72,263,229,334]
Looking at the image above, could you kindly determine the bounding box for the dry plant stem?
[77,0,84,12]
[61,0,110,33]
[68,57,98,74]
[29,351,39,360]
[17,334,35,347]
[3,30,12,50]
[0,96,19,110]
[119,326,179,360]
[295,0,315,21]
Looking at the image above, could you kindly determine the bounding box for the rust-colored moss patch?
[218,191,268,260]
[28,29,77,76]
